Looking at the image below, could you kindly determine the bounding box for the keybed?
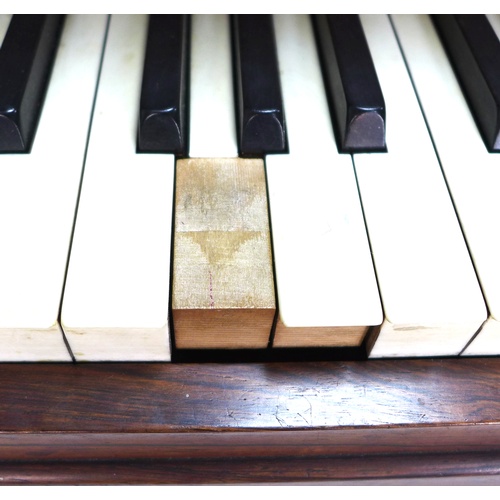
[0,14,499,361]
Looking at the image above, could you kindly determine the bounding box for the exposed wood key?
[172,157,276,349]
[171,15,276,350]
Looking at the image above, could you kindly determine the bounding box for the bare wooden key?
[172,157,276,349]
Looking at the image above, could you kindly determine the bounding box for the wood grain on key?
[273,321,371,348]
[172,158,276,349]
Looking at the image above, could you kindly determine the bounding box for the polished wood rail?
[0,358,499,484]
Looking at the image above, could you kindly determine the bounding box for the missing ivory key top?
[172,158,276,349]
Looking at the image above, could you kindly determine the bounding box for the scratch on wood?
[209,270,214,309]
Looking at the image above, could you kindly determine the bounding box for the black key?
[0,15,64,153]
[232,14,287,157]
[433,15,500,152]
[313,14,386,153]
[138,14,189,155]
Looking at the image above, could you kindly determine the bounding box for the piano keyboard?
[1,13,499,362]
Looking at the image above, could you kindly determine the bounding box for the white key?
[188,14,238,158]
[61,15,174,361]
[0,15,107,361]
[487,15,500,42]
[266,15,382,347]
[356,15,487,358]
[391,14,500,356]
[0,15,12,45]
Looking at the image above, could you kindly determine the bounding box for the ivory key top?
[172,157,276,349]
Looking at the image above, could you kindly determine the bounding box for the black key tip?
[0,113,25,152]
[138,110,185,155]
[343,109,386,153]
[240,111,287,157]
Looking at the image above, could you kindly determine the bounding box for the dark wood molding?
[1,358,500,484]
